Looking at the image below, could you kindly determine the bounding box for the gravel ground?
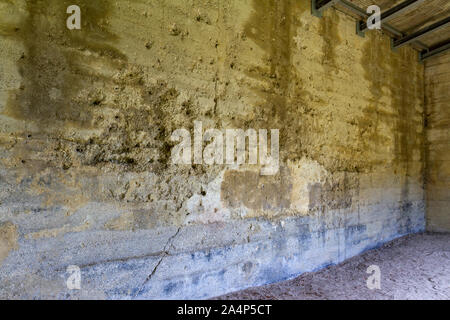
[216,233,450,300]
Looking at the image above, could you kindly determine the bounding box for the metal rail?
[393,16,450,49]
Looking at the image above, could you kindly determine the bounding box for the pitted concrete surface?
[0,0,438,299]
[216,233,450,300]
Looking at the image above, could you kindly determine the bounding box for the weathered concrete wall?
[0,0,425,299]
[425,52,450,232]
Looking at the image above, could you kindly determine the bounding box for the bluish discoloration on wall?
[0,201,424,299]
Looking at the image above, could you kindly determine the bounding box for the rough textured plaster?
[0,0,428,299]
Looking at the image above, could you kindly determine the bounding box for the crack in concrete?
[54,251,167,272]
[132,227,182,298]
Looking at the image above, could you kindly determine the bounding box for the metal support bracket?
[312,0,340,18]
[391,38,398,52]
[356,21,365,37]
[311,0,323,18]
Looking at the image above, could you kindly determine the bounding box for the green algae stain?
[3,0,126,129]
[319,9,342,73]
[361,31,425,201]
[242,0,309,162]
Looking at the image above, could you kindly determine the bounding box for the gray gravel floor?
[215,233,450,300]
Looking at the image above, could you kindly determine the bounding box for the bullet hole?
[145,41,153,49]
[169,23,181,36]
[201,190,206,196]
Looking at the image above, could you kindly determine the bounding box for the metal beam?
[316,0,339,11]
[310,0,429,51]
[339,0,402,36]
[338,0,427,49]
[393,16,450,49]
[312,0,340,17]
[420,40,450,61]
[338,0,365,16]
[359,0,425,32]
